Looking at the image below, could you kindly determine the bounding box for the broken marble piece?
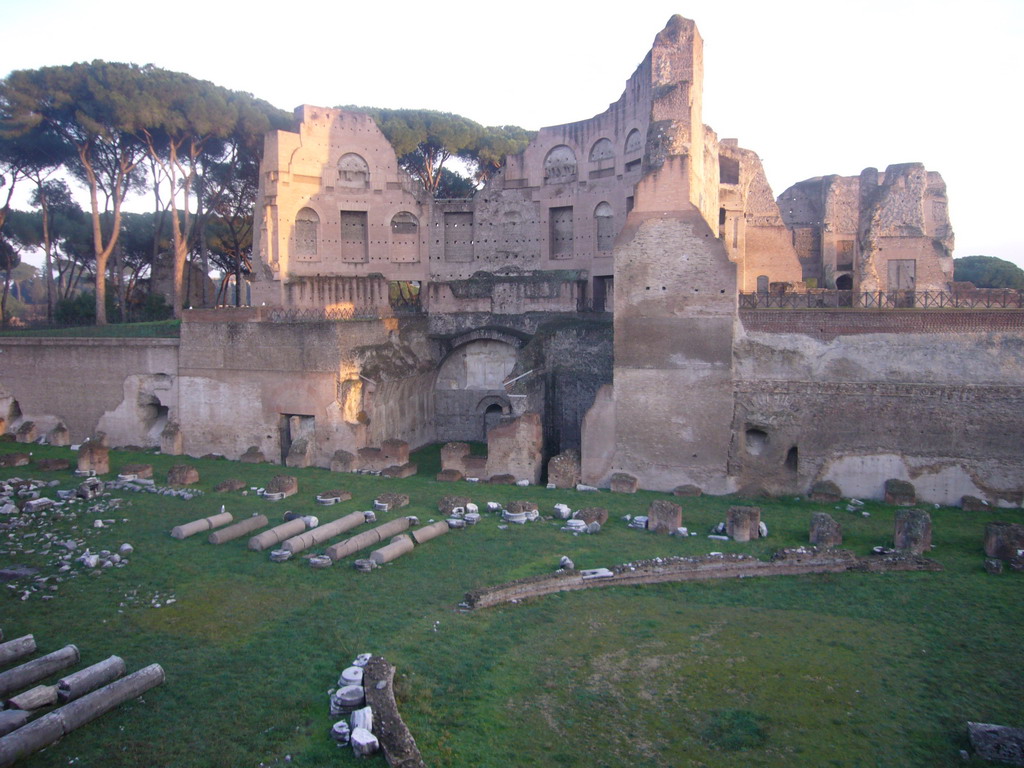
[351,727,379,757]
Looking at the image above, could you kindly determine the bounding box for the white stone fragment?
[351,727,379,757]
[350,705,373,733]
[339,666,364,687]
[581,568,614,580]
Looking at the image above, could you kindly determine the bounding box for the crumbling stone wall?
[0,338,179,445]
[778,164,954,291]
[176,309,436,466]
[731,313,1024,505]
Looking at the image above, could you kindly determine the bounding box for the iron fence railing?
[266,304,424,323]
[739,290,1024,310]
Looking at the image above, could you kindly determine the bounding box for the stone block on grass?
[648,499,683,535]
[727,506,762,542]
[884,478,916,506]
[809,480,842,503]
[983,522,1024,561]
[672,484,702,497]
[609,472,638,494]
[266,475,298,497]
[330,450,355,473]
[547,450,581,490]
[809,512,842,547]
[239,446,266,464]
[381,462,417,478]
[893,508,932,554]
[167,464,199,486]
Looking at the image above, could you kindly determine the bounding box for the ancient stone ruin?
[0,14,1022,506]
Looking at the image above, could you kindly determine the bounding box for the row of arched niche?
[543,129,643,183]
[294,203,619,259]
[293,210,419,258]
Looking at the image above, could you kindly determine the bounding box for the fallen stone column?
[5,685,57,711]
[370,535,415,565]
[0,663,164,768]
[0,645,80,700]
[170,512,233,540]
[326,517,413,562]
[208,514,269,545]
[0,711,29,738]
[412,521,450,545]
[282,511,366,554]
[0,636,36,668]
[249,519,307,551]
[57,655,126,703]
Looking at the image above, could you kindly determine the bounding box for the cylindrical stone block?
[171,512,233,540]
[282,511,365,554]
[57,655,127,703]
[248,519,307,551]
[326,517,412,561]
[208,515,269,544]
[412,521,450,545]
[370,534,414,565]
[0,645,80,700]
[0,636,36,668]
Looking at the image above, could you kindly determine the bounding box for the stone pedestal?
[727,506,762,542]
[547,450,581,490]
[167,465,199,486]
[240,446,266,464]
[809,480,842,503]
[648,500,682,535]
[77,442,109,475]
[893,508,932,553]
[266,475,298,497]
[983,522,1024,560]
[610,473,638,494]
[331,450,355,472]
[809,512,842,547]
[884,479,916,506]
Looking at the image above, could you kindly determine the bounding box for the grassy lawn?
[0,320,180,338]
[0,442,1021,767]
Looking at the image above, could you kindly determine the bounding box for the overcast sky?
[3,0,1021,267]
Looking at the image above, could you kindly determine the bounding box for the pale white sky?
[3,0,1022,266]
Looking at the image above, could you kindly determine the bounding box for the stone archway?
[435,340,518,441]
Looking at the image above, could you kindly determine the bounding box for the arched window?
[589,138,614,162]
[624,129,642,155]
[338,153,369,188]
[595,202,614,252]
[390,212,420,263]
[544,145,577,184]
[294,208,319,259]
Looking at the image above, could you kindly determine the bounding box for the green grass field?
[1,442,1021,767]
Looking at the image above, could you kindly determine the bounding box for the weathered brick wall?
[740,310,1024,340]
[0,338,180,446]
[733,313,1024,504]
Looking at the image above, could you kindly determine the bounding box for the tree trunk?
[39,191,54,324]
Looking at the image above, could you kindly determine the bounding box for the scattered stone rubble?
[0,476,136,602]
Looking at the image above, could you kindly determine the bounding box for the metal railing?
[267,304,424,323]
[739,290,1024,310]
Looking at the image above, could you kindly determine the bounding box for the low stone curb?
[463,548,941,609]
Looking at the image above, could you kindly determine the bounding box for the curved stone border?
[464,548,942,610]
[362,656,424,768]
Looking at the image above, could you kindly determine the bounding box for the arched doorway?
[435,339,518,441]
